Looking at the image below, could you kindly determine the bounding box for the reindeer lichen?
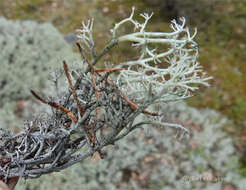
[0,8,210,181]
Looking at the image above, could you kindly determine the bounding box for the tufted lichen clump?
[0,17,80,132]
[16,102,246,190]
[0,17,79,106]
[0,8,213,187]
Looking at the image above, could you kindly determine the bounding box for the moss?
[230,99,246,124]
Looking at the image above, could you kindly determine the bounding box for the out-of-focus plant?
[16,102,246,190]
[0,8,211,182]
[0,17,80,133]
[0,17,79,106]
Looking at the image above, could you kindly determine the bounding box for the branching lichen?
[0,8,211,181]
[112,7,212,104]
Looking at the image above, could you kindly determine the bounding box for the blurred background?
[0,0,245,189]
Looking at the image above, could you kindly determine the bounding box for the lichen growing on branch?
[0,8,211,181]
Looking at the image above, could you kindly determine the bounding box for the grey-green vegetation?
[17,102,246,190]
[0,17,80,130]
[0,15,245,190]
[0,9,210,180]
[0,17,80,104]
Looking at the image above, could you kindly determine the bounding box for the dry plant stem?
[105,76,160,116]
[0,62,185,179]
[30,90,78,123]
[63,61,84,116]
[64,61,103,157]
[90,72,99,101]
[75,18,159,117]
[94,68,125,72]
[76,41,159,117]
[91,39,118,67]
[64,40,119,106]
[121,94,159,116]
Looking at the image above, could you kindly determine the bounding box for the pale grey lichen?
[110,8,212,104]
[1,8,244,190]
[16,102,245,190]
[0,17,80,131]
[0,17,80,105]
